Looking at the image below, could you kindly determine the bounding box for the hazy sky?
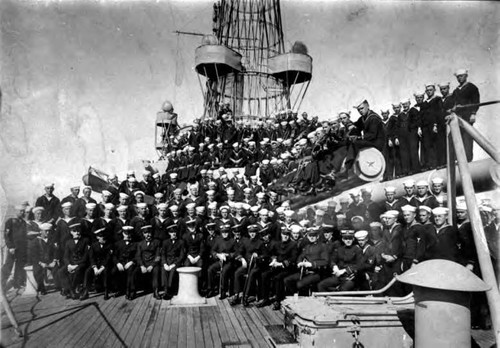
[0,0,499,206]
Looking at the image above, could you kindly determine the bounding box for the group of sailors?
[158,69,479,193]
[3,168,497,320]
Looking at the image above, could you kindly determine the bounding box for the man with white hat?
[452,68,480,162]
[112,226,137,299]
[74,185,98,219]
[61,184,81,216]
[415,180,439,209]
[383,186,402,213]
[432,207,459,262]
[317,230,362,292]
[340,99,385,178]
[2,205,28,289]
[346,191,367,222]
[60,223,90,299]
[380,210,404,295]
[401,180,418,207]
[420,83,442,170]
[80,203,98,241]
[400,205,422,274]
[30,223,59,295]
[81,228,114,300]
[35,183,61,223]
[431,177,447,207]
[400,98,421,174]
[130,203,149,241]
[114,205,130,241]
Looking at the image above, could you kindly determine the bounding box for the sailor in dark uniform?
[284,229,329,294]
[29,223,59,295]
[135,226,161,299]
[81,228,114,300]
[317,230,362,292]
[452,69,480,162]
[112,226,137,299]
[161,225,185,300]
[206,224,236,298]
[60,223,90,299]
[35,183,61,223]
[433,207,459,262]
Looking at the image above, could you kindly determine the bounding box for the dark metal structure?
[195,0,312,123]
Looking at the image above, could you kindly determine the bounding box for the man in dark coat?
[60,223,90,299]
[112,226,137,299]
[452,69,480,162]
[135,226,161,299]
[35,183,61,223]
[2,205,28,289]
[161,225,186,299]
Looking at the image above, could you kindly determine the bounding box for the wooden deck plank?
[138,297,162,348]
[50,299,101,348]
[88,295,125,348]
[111,293,150,348]
[71,296,120,348]
[185,307,196,348]
[231,306,261,346]
[130,296,159,348]
[212,305,231,345]
[215,298,239,344]
[168,307,181,347]
[93,296,136,347]
[239,307,270,347]
[177,307,188,348]
[148,302,169,348]
[157,304,174,348]
[199,306,215,348]
[192,307,205,348]
[220,298,248,343]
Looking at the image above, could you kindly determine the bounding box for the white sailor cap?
[119,192,129,199]
[136,203,147,209]
[401,205,417,213]
[40,223,53,231]
[284,210,294,217]
[186,203,196,210]
[85,203,97,209]
[418,205,432,213]
[438,82,450,88]
[117,205,128,212]
[102,190,112,196]
[157,203,168,210]
[403,180,415,188]
[384,186,396,194]
[456,200,467,211]
[432,207,449,216]
[61,202,73,208]
[154,192,164,198]
[431,177,444,185]
[454,68,468,76]
[354,230,369,240]
[104,203,115,209]
[385,210,400,218]
[134,190,145,197]
[82,185,92,191]
[416,180,429,187]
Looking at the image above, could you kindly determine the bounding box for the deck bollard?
[396,259,490,348]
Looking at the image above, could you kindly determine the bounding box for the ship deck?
[1,289,283,348]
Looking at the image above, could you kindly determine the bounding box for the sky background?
[0,0,499,208]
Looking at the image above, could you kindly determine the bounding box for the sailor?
[35,183,62,223]
[346,190,367,222]
[113,205,130,241]
[112,226,137,299]
[80,203,98,241]
[74,186,97,219]
[60,223,90,299]
[401,98,421,174]
[284,228,329,295]
[421,84,442,170]
[135,225,161,299]
[400,205,420,273]
[380,210,404,295]
[257,227,298,309]
[29,223,59,295]
[206,224,237,298]
[150,203,170,242]
[401,180,419,207]
[317,230,362,292]
[161,225,186,300]
[81,228,113,300]
[55,202,78,250]
[343,100,385,177]
[452,69,480,162]
[432,207,459,262]
[430,177,447,207]
[456,201,477,270]
[183,219,205,268]
[2,205,28,290]
[381,186,403,213]
[367,222,387,290]
[130,202,148,241]
[61,184,81,216]
[415,180,439,209]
